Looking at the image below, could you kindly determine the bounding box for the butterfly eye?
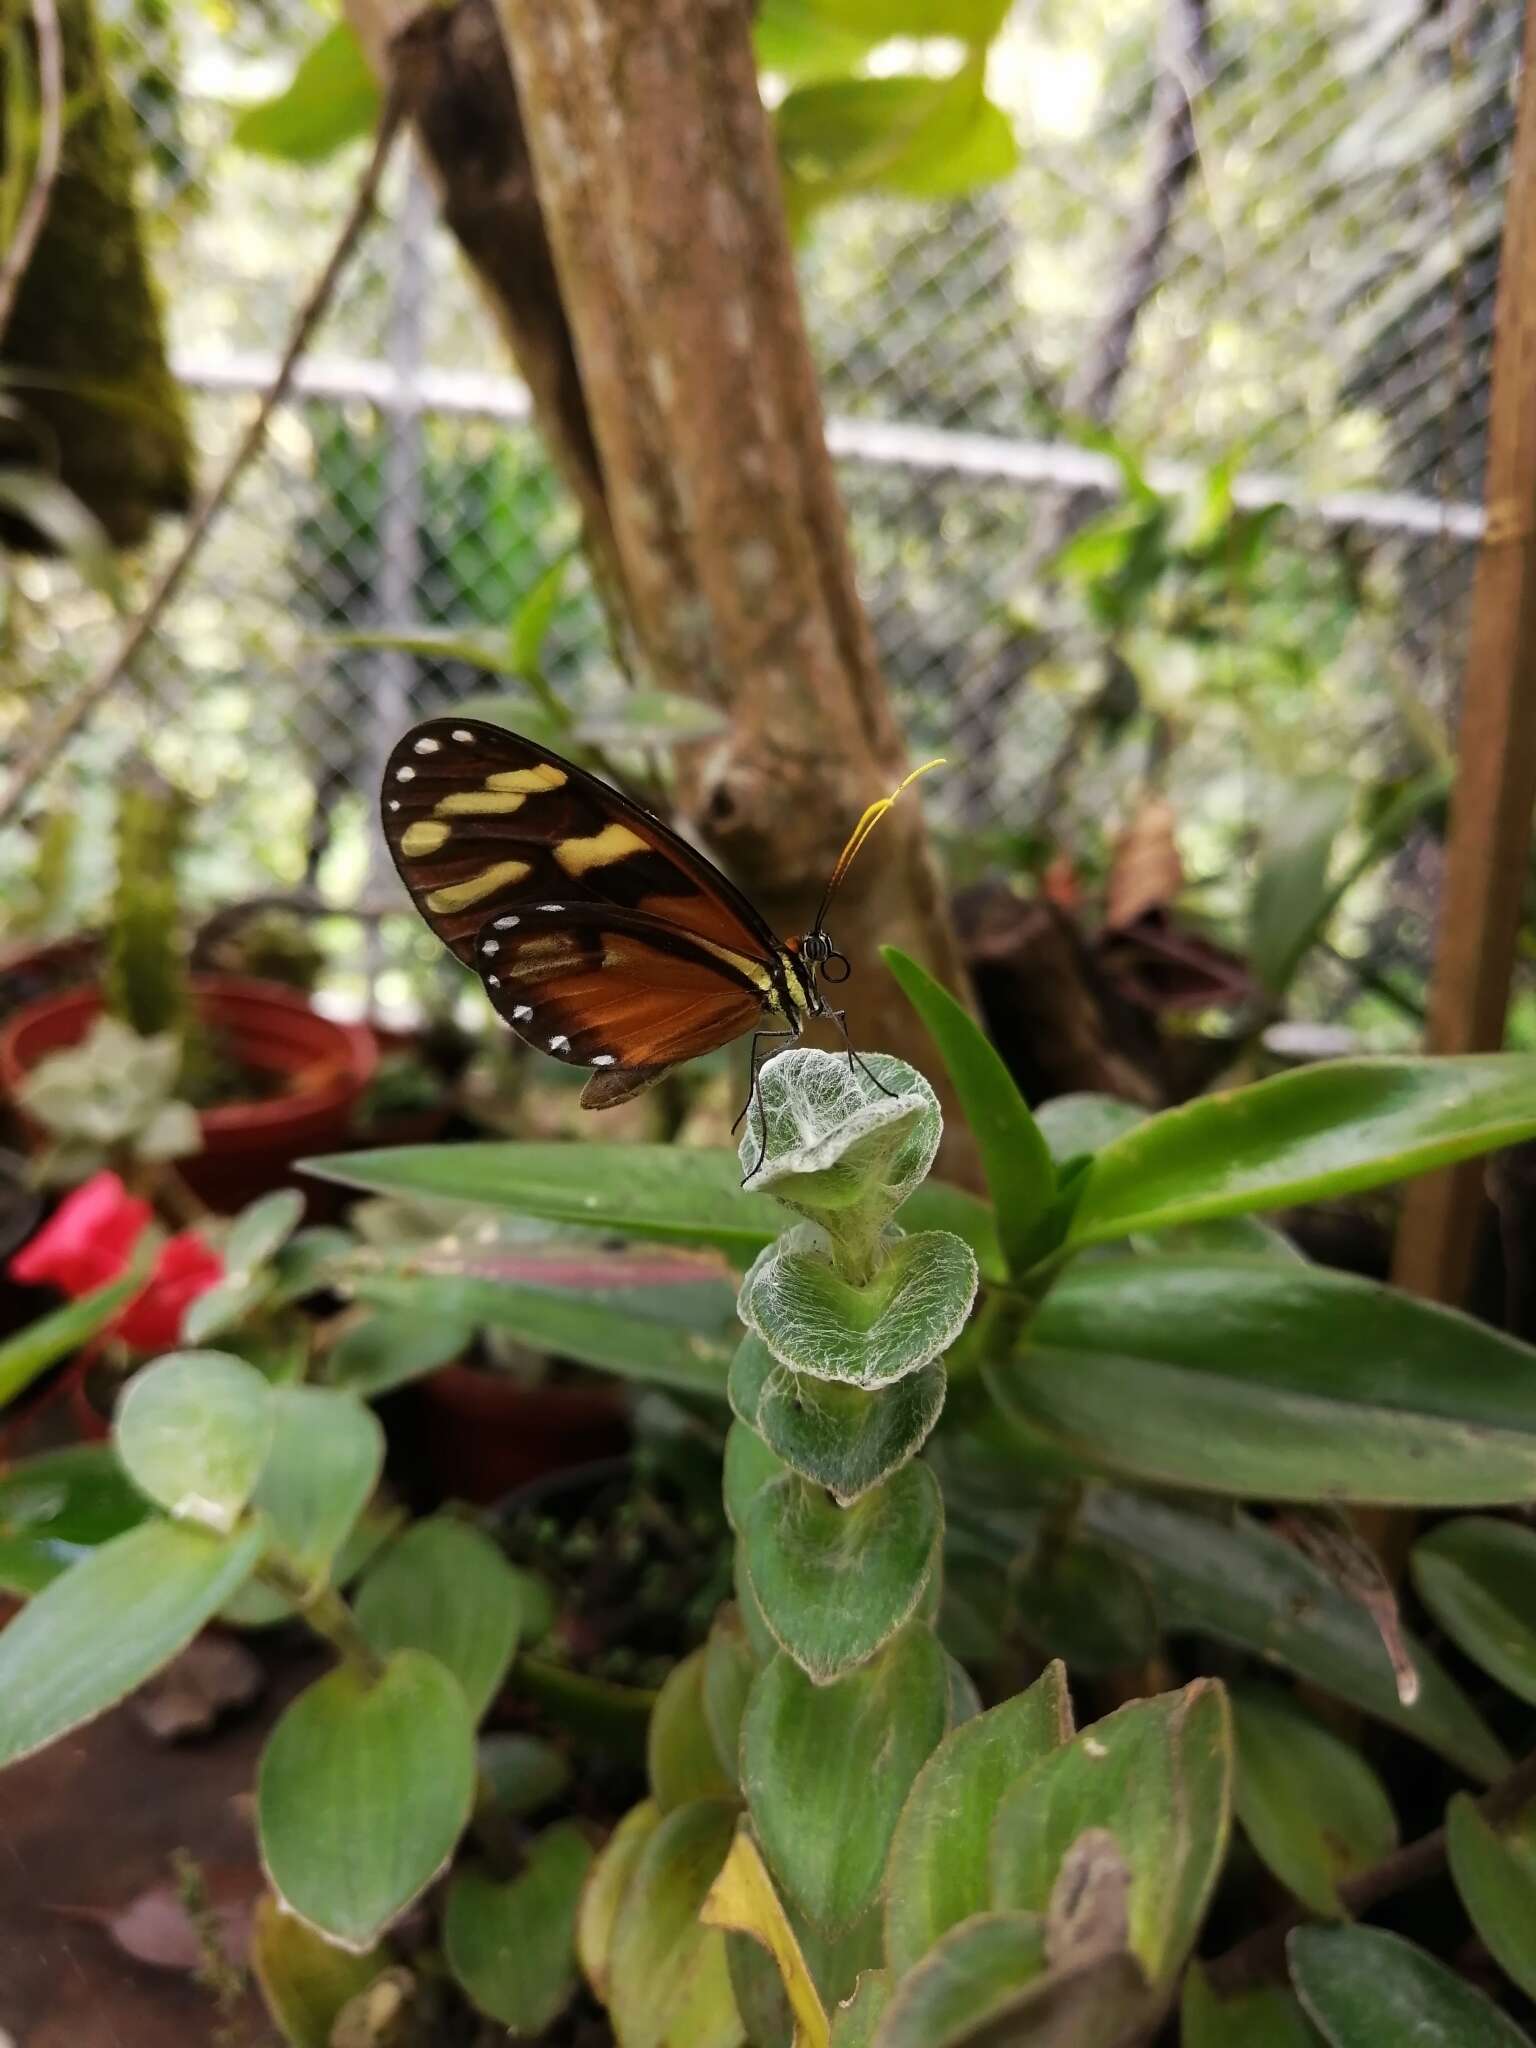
[820,949,851,984]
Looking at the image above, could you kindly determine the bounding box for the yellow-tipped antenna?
[813,757,945,932]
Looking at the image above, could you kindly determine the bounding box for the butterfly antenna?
[812,758,945,935]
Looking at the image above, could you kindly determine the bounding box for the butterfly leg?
[734,1027,797,1182]
[825,1008,902,1102]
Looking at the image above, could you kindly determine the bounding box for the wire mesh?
[4,0,1523,1025]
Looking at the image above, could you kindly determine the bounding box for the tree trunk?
[345,0,980,1175]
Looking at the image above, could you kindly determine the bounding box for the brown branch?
[0,0,63,344]
[1206,1742,1536,1998]
[0,86,404,830]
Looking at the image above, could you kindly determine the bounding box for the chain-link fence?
[7,0,1524,1020]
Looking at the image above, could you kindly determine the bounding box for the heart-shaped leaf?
[259,1650,476,1948]
[115,1351,274,1535]
[742,1463,941,1683]
[354,1517,522,1721]
[742,1625,947,1931]
[0,1518,264,1767]
[885,1663,1072,1975]
[990,1681,1231,1989]
[741,1227,977,1389]
[730,1334,945,1503]
[444,1824,593,2032]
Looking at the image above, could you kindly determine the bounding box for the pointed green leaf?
[0,1270,137,1406]
[1288,1924,1533,2047]
[231,23,380,163]
[743,1463,941,1683]
[743,1626,947,1931]
[354,1517,522,1721]
[227,1190,306,1274]
[1412,1518,1536,1704]
[115,1350,274,1535]
[990,1682,1231,1988]
[649,1647,738,1812]
[0,1518,263,1767]
[1232,1684,1397,1916]
[1066,1057,1536,1250]
[883,944,1054,1270]
[1448,1795,1536,2004]
[259,1650,476,1949]
[885,1663,1072,1975]
[445,1824,593,2032]
[1250,778,1352,996]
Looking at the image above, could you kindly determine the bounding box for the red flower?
[113,1233,224,1352]
[9,1172,152,1296]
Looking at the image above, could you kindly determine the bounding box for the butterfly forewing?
[381,719,780,965]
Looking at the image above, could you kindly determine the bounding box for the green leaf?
[743,1463,941,1684]
[114,1350,275,1535]
[703,1609,755,1790]
[1066,1057,1536,1250]
[777,63,1017,214]
[648,1648,738,1812]
[354,1518,522,1721]
[742,1051,941,1233]
[478,1732,571,1818]
[249,1893,388,2048]
[220,1511,393,1630]
[1231,1684,1397,1916]
[1035,1093,1145,1165]
[884,1664,1071,1976]
[0,1442,148,1546]
[0,1518,264,1767]
[324,1308,473,1397]
[741,1227,978,1390]
[1081,1487,1506,1781]
[0,1271,137,1406]
[507,552,571,676]
[1015,1538,1158,1675]
[182,1271,275,1346]
[1288,1925,1533,2047]
[742,1626,947,1932]
[577,1798,661,2003]
[259,1650,476,1949]
[989,1682,1231,1988]
[575,691,729,748]
[445,1825,593,2033]
[725,1418,789,1535]
[305,1142,784,1256]
[829,1969,890,2046]
[991,1256,1536,1506]
[1448,1795,1536,2004]
[231,24,380,164]
[875,1912,1049,2048]
[250,1387,383,1585]
[227,1189,306,1275]
[731,1334,945,1504]
[1182,1963,1322,2048]
[1412,1518,1536,1704]
[883,945,1054,1271]
[1250,779,1353,996]
[607,1799,744,2048]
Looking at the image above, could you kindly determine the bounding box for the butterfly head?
[796,927,851,1000]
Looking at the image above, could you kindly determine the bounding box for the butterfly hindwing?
[472,902,772,1105]
[381,719,781,966]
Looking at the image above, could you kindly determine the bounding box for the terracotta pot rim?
[0,974,377,1140]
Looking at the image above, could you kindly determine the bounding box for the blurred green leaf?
[1412,1518,1536,1705]
[231,23,380,163]
[507,553,572,678]
[778,62,1017,218]
[1081,1488,1505,1781]
[259,1650,476,1948]
[0,1271,137,1407]
[445,1824,592,2033]
[743,1626,947,1931]
[0,1443,149,1547]
[0,1518,263,1767]
[607,1799,743,2048]
[884,945,1055,1274]
[1035,1092,1146,1165]
[702,1608,754,1791]
[249,1893,388,2048]
[1448,1795,1536,2005]
[577,1798,660,2003]
[1250,779,1352,996]
[1182,1962,1322,2047]
[478,1732,571,1819]
[226,1189,306,1275]
[884,1664,1071,1976]
[324,1308,473,1397]
[115,1350,274,1535]
[648,1647,738,1813]
[990,1682,1230,1988]
[991,1256,1536,1505]
[1065,1057,1536,1251]
[249,1387,383,1584]
[1288,1924,1533,2046]
[355,1517,522,1721]
[1231,1684,1397,1916]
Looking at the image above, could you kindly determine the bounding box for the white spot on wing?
[494,915,519,930]
[538,903,564,912]
[414,737,441,754]
[486,974,500,986]
[482,940,499,956]
[592,1054,615,1066]
[451,728,473,742]
[396,765,416,782]
[549,1034,570,1052]
[387,800,400,812]
[513,1005,532,1021]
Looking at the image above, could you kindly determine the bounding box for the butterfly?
[381,718,939,1165]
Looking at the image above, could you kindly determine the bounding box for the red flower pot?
[0,976,377,1213]
[416,1365,631,1505]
